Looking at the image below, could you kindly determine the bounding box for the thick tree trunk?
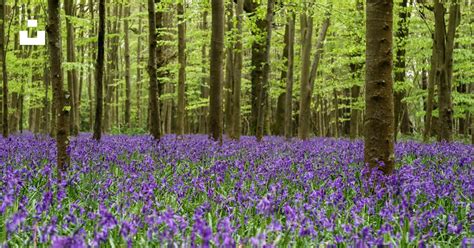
[93,0,105,141]
[364,0,394,175]
[148,0,161,140]
[231,0,243,140]
[284,13,295,140]
[177,0,186,135]
[48,0,69,175]
[124,5,131,128]
[255,0,274,141]
[209,0,224,142]
[298,13,312,140]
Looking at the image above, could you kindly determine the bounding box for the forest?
[0,0,473,247]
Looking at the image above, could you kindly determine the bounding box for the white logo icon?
[19,20,45,46]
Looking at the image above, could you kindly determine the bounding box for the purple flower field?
[1,134,473,247]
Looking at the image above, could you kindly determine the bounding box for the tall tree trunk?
[48,0,69,175]
[231,0,243,140]
[148,0,161,140]
[124,5,131,128]
[177,0,186,135]
[0,0,8,138]
[434,0,460,142]
[93,0,105,141]
[299,11,330,140]
[224,1,234,136]
[64,0,79,135]
[209,0,224,142]
[423,36,437,142]
[393,0,409,141]
[136,5,143,128]
[349,0,363,140]
[255,0,274,141]
[284,13,295,140]
[199,10,209,134]
[298,13,312,140]
[364,0,394,175]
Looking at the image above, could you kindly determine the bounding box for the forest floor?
[1,134,473,247]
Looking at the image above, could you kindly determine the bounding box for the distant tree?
[364,0,394,175]
[177,0,186,135]
[0,0,8,138]
[434,0,460,142]
[64,0,79,135]
[231,0,243,140]
[124,5,131,129]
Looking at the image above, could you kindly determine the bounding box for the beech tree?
[148,0,160,140]
[48,0,69,174]
[364,0,394,174]
[93,0,105,141]
[209,0,224,142]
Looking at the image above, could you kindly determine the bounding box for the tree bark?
[393,0,409,141]
[177,0,186,135]
[199,10,209,134]
[209,0,224,142]
[148,0,161,140]
[224,1,234,136]
[64,0,79,135]
[48,0,69,175]
[434,0,460,142]
[364,0,395,175]
[297,14,313,140]
[284,13,295,140]
[0,0,8,138]
[231,0,243,140]
[93,0,105,141]
[124,5,131,129]
[255,0,274,141]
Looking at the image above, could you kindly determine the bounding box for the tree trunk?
[48,0,69,175]
[255,0,274,141]
[124,5,131,129]
[177,0,186,135]
[136,5,143,128]
[199,10,209,134]
[349,0,363,140]
[299,11,330,140]
[64,0,79,135]
[0,0,8,138]
[364,0,394,175]
[393,0,409,141]
[231,0,243,140]
[148,0,161,140]
[297,14,312,140]
[93,0,105,141]
[284,13,295,140]
[434,0,460,142]
[209,0,224,142]
[224,1,234,136]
